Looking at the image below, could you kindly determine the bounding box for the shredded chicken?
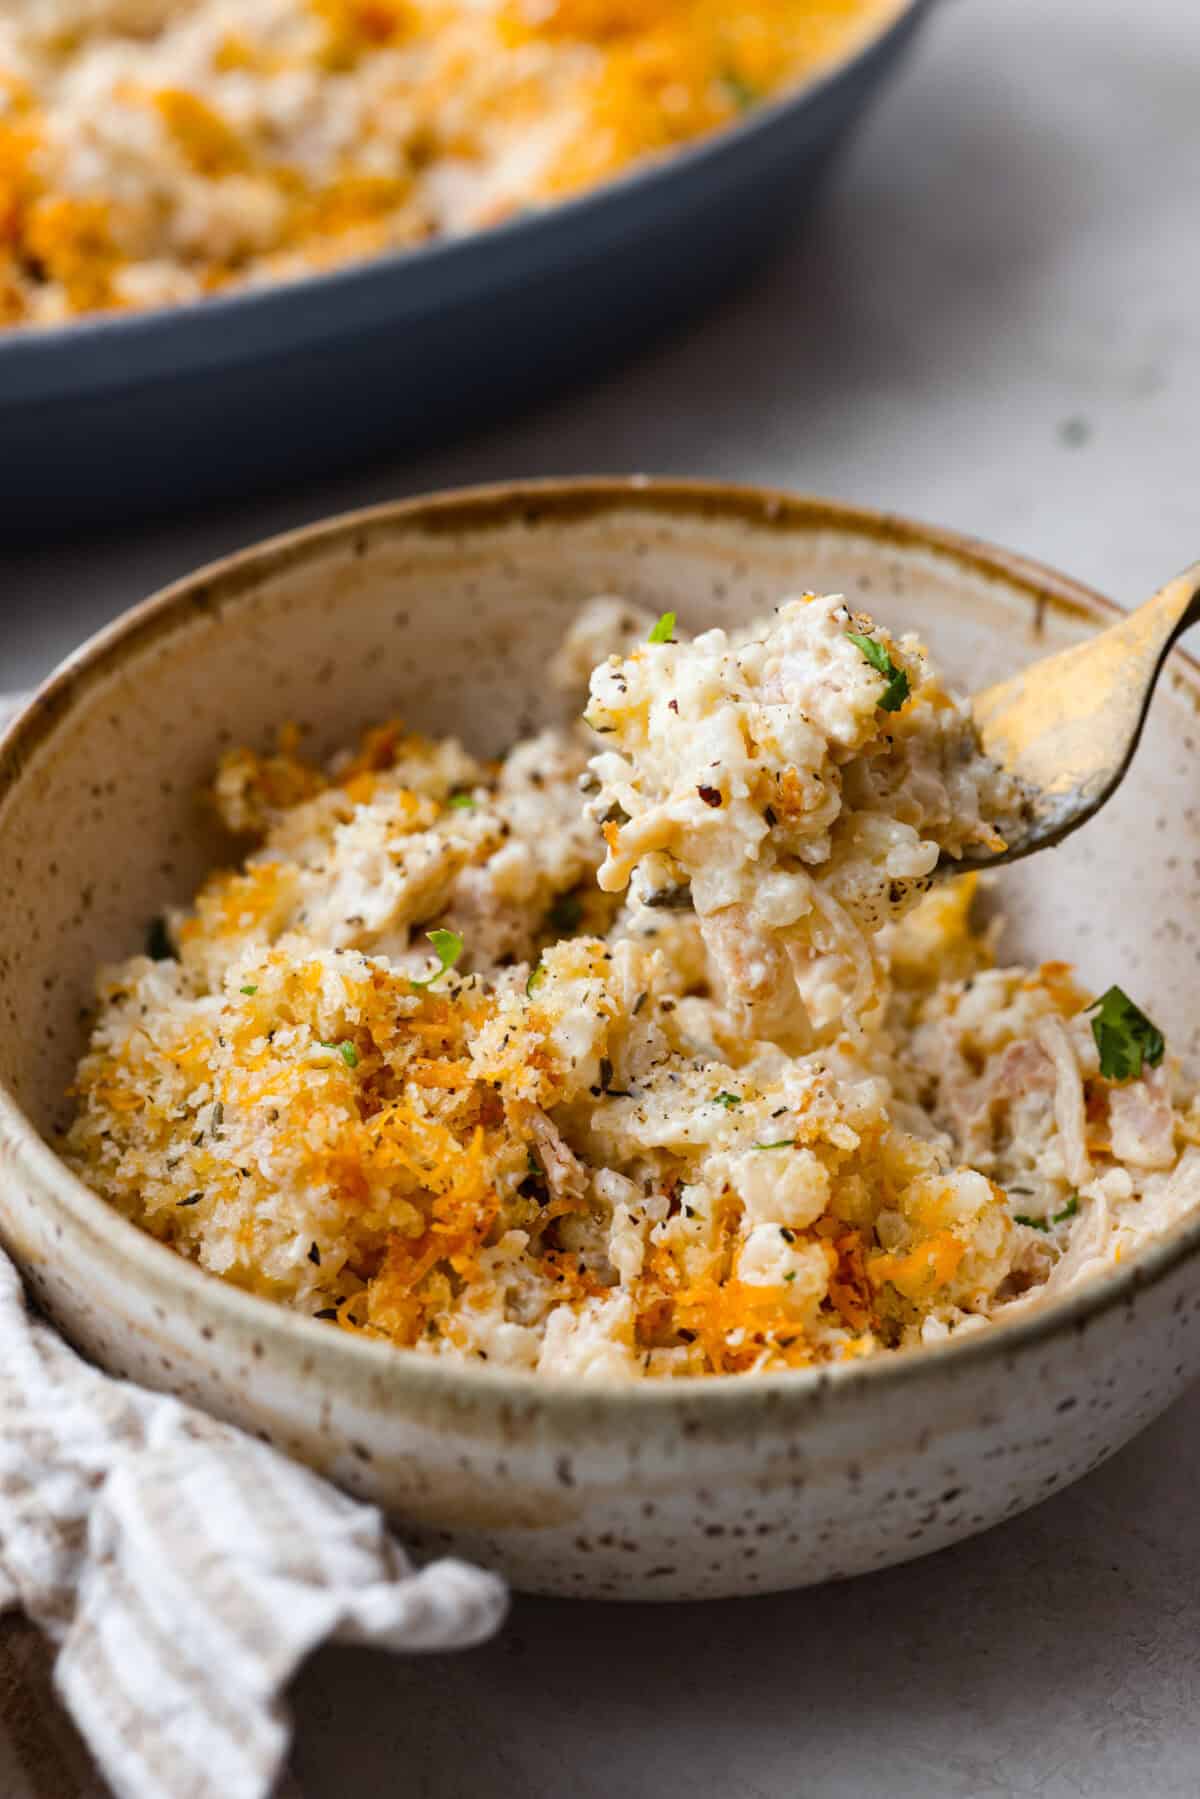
[62,594,1199,1380]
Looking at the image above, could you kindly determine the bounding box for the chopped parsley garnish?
[721,68,760,110]
[714,1091,742,1109]
[648,611,676,644]
[447,790,476,810]
[783,1271,797,1283]
[318,1039,358,1068]
[753,1139,795,1151]
[409,927,464,989]
[526,961,546,998]
[145,915,176,961]
[1014,1194,1080,1231]
[1087,985,1165,1082]
[845,631,910,712]
[547,891,582,934]
[240,984,258,996]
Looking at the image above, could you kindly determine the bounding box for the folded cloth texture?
[0,1249,508,1799]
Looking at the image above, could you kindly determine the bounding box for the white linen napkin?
[0,689,509,1799]
[0,1246,507,1799]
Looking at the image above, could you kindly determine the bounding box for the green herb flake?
[1014,1194,1080,1231]
[1087,985,1165,1082]
[338,1040,358,1069]
[845,630,910,712]
[240,984,258,996]
[648,611,676,644]
[714,1091,743,1109]
[753,1139,796,1151]
[447,790,476,810]
[409,927,464,989]
[783,1271,797,1283]
[720,68,761,110]
[526,961,546,999]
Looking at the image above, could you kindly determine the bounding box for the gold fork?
[948,563,1200,871]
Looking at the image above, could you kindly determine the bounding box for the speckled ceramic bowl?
[1,479,1198,1602]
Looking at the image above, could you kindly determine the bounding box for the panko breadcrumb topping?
[64,595,1200,1380]
[1,0,896,328]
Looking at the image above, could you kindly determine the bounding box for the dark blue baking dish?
[0,1,931,534]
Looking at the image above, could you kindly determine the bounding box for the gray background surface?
[2,0,1199,1793]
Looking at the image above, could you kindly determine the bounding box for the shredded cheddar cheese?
[0,0,899,328]
[63,594,1200,1380]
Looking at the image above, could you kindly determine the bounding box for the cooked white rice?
[63,595,1200,1380]
[1,0,895,326]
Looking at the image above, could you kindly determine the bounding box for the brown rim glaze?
[1,476,1197,1436]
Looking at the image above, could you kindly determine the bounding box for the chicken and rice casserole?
[1,0,896,326]
[65,595,1200,1380]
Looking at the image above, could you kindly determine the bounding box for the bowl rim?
[0,0,927,385]
[2,473,1198,1429]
